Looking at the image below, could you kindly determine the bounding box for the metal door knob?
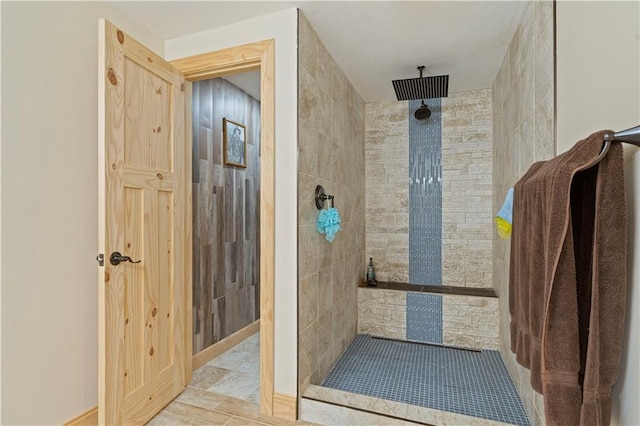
[110,251,142,266]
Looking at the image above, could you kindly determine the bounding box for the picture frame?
[223,118,247,168]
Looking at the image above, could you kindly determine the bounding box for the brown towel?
[509,130,627,426]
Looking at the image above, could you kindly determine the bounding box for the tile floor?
[321,334,530,426]
[148,387,305,426]
[201,332,261,403]
[150,332,303,425]
[152,332,529,425]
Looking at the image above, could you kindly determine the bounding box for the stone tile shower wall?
[365,101,409,283]
[365,90,493,346]
[365,90,493,289]
[442,89,493,289]
[298,13,366,392]
[492,1,555,424]
[358,288,499,350]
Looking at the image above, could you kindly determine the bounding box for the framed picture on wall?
[223,118,247,168]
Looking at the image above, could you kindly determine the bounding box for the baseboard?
[64,406,98,426]
[192,319,260,370]
[273,392,297,421]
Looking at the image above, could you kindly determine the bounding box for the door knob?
[110,251,142,266]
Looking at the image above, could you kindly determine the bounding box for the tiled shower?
[362,90,496,348]
[313,87,526,424]
[298,1,554,424]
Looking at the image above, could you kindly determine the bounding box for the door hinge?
[96,253,105,267]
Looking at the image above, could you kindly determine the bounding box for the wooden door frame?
[170,39,276,417]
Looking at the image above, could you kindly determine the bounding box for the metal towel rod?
[586,125,640,168]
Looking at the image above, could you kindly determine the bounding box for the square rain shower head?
[392,75,449,101]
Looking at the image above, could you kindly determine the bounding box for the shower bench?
[358,281,499,350]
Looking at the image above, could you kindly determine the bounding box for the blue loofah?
[495,188,514,239]
[496,188,514,224]
[317,207,342,242]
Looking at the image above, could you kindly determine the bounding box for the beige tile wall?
[298,12,366,393]
[357,287,499,350]
[365,91,493,289]
[365,101,410,283]
[492,2,555,424]
[442,294,499,349]
[357,288,406,339]
[442,89,493,288]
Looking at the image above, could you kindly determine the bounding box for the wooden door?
[98,19,192,425]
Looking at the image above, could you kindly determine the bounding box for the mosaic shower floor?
[321,334,530,426]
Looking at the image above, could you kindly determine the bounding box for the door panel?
[123,58,173,172]
[123,187,143,396]
[99,19,190,425]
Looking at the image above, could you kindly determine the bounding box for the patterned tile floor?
[321,334,530,426]
[195,332,261,403]
[150,332,306,425]
[149,387,308,426]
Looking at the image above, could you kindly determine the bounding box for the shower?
[392,65,449,121]
[414,100,432,120]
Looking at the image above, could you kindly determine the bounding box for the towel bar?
[589,124,640,168]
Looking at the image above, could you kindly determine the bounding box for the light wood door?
[98,19,192,425]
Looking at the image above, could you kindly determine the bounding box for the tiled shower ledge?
[360,281,497,298]
[301,385,514,426]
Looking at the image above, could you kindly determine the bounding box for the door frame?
[170,39,276,417]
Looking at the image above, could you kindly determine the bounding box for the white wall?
[621,155,640,426]
[557,1,640,154]
[165,8,299,397]
[0,1,3,421]
[556,2,640,424]
[1,2,164,424]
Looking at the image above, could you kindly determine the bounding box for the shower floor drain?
[370,334,482,352]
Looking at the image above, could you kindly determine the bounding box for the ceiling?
[108,1,524,103]
[224,70,261,101]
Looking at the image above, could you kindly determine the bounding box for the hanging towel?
[509,130,627,426]
[495,188,514,239]
[317,207,342,242]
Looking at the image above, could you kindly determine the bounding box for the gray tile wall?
[408,99,442,286]
[406,293,443,343]
[407,98,444,343]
